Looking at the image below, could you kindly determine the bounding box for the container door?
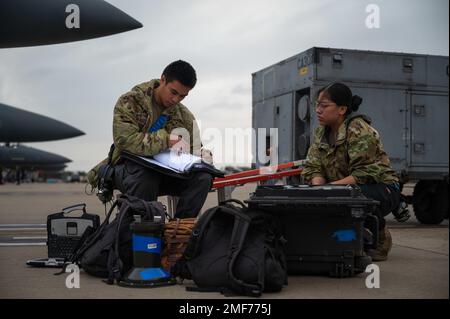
[274,93,294,164]
[409,93,449,167]
[253,98,275,168]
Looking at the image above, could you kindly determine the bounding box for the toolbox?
[246,185,379,277]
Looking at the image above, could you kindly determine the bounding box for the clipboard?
[121,151,224,179]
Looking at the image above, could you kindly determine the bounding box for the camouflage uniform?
[302,115,398,185]
[87,79,212,218]
[303,114,399,261]
[87,79,201,187]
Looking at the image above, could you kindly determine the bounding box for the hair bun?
[351,95,363,111]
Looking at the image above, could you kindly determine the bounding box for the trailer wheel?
[413,180,447,224]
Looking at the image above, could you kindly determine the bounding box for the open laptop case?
[26,204,100,268]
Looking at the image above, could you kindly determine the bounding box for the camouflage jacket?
[302,115,398,185]
[87,79,201,187]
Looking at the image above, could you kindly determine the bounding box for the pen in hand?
[168,134,189,156]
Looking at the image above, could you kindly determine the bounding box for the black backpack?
[67,194,166,285]
[172,199,288,297]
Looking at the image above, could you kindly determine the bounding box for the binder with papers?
[121,150,224,179]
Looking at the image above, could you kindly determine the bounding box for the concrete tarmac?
[0,182,448,299]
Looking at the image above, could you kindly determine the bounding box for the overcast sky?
[0,0,448,172]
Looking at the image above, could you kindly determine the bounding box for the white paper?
[137,150,202,173]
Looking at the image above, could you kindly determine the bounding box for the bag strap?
[107,144,115,165]
[173,202,251,282]
[68,200,119,265]
[107,202,132,285]
[107,197,166,284]
[183,204,262,297]
[226,212,263,297]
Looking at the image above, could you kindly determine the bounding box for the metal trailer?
[252,47,449,224]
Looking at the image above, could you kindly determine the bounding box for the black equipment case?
[47,204,100,259]
[246,185,379,277]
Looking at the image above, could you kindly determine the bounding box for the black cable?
[84,182,95,196]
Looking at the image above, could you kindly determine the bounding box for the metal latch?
[414,143,426,154]
[403,58,413,72]
[332,53,343,68]
[413,104,426,116]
